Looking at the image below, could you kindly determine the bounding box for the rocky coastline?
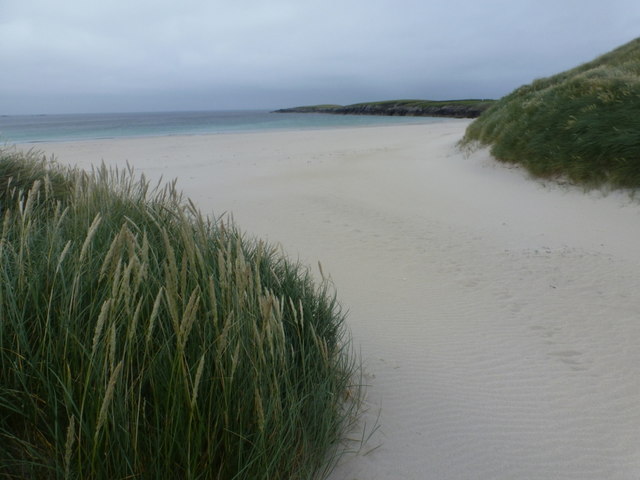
[274,99,494,119]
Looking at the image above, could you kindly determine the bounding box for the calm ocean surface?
[1,110,450,144]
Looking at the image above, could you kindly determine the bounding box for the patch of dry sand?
[31,121,640,479]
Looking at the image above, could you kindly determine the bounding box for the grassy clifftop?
[462,37,640,189]
[275,99,494,118]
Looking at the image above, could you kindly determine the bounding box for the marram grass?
[0,149,362,479]
[462,36,640,189]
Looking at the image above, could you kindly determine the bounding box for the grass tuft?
[0,148,362,479]
[461,36,640,189]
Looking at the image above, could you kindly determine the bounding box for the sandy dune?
[31,121,640,479]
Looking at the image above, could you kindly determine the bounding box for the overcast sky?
[1,0,638,114]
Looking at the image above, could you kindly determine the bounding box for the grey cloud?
[1,0,638,113]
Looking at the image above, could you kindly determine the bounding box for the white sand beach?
[30,121,640,479]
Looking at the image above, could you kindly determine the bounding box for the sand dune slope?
[35,121,640,479]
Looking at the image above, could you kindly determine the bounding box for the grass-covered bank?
[0,149,361,479]
[462,37,640,189]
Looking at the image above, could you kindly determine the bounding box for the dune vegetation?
[0,149,361,479]
[462,37,640,189]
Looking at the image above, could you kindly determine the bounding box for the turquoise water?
[0,110,451,144]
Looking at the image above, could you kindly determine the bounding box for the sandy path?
[31,121,640,479]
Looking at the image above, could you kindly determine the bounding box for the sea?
[0,110,451,144]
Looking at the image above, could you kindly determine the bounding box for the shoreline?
[5,110,455,145]
[28,121,640,479]
[17,118,463,146]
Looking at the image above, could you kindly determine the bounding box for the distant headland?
[274,99,495,118]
